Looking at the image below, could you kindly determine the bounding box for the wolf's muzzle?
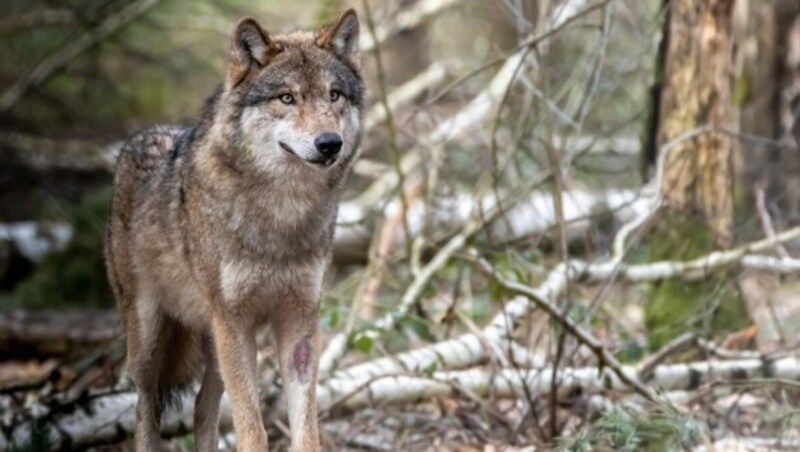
[280,141,338,167]
[314,132,343,157]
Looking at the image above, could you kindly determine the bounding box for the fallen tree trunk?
[333,187,649,263]
[0,310,120,359]
[1,391,205,450]
[318,356,800,411]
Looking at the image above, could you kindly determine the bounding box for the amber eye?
[330,90,341,102]
[279,93,295,105]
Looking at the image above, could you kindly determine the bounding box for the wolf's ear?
[227,17,278,89]
[316,9,360,67]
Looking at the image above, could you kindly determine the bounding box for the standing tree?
[642,0,748,349]
[656,0,737,249]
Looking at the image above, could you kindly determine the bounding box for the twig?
[348,47,525,209]
[754,179,790,258]
[575,0,613,126]
[543,137,572,438]
[611,125,715,262]
[694,337,764,361]
[417,0,612,111]
[466,250,661,403]
[637,332,697,380]
[362,62,451,132]
[353,0,611,209]
[347,181,424,330]
[361,0,413,258]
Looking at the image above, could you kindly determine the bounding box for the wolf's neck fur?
[178,136,342,263]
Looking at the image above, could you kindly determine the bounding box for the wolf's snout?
[314,132,343,157]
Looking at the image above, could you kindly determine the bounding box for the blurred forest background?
[2,0,800,450]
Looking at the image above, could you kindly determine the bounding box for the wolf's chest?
[222,191,335,256]
[219,259,325,308]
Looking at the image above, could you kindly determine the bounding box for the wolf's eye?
[279,93,295,105]
[330,90,341,102]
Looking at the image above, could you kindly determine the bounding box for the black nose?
[314,132,343,157]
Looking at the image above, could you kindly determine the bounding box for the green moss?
[14,188,113,309]
[640,212,749,350]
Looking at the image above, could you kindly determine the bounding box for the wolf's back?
[104,125,187,319]
[113,125,187,189]
[105,125,204,408]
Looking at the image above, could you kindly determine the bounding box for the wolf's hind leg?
[194,334,224,452]
[275,301,321,452]
[127,298,165,452]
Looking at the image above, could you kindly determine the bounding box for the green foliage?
[563,406,706,452]
[347,311,439,357]
[399,314,436,342]
[350,330,376,354]
[14,188,113,309]
[639,213,749,351]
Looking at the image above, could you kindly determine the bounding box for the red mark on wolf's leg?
[292,336,311,382]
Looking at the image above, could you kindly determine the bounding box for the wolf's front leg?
[211,314,269,451]
[275,301,321,452]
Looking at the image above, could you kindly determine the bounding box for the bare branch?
[359,0,463,54]
[467,250,662,403]
[0,0,162,112]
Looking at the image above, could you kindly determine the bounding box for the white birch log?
[694,437,800,452]
[333,186,652,262]
[317,356,800,411]
[7,356,797,449]
[1,391,207,450]
[576,225,800,283]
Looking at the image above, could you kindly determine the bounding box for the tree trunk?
[657,0,737,249]
[644,0,748,350]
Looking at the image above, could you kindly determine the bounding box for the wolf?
[104,9,363,451]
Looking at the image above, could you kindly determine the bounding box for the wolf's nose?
[315,133,343,157]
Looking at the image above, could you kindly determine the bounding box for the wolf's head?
[217,10,364,175]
